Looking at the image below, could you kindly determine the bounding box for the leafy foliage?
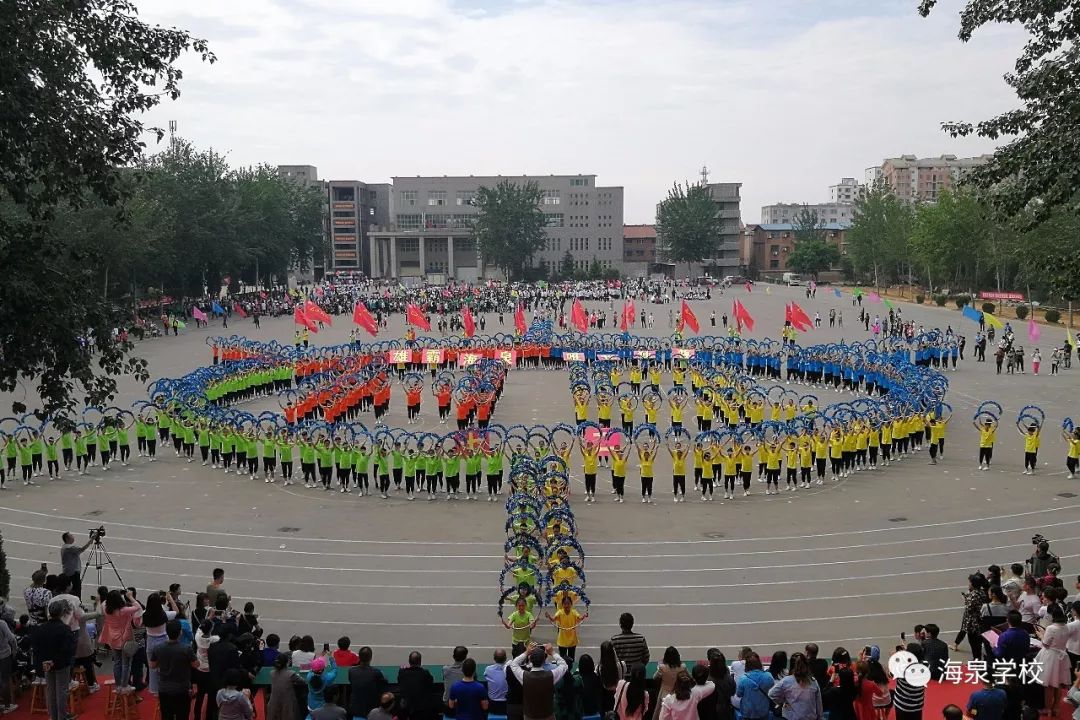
[1016,305,1030,319]
[787,240,840,280]
[792,206,826,245]
[471,180,547,281]
[846,179,915,288]
[656,182,722,267]
[1045,308,1061,323]
[0,0,213,421]
[918,0,1080,223]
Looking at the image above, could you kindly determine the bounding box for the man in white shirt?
[483,649,509,715]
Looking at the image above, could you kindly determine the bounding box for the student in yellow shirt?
[545,594,587,662]
[700,444,717,502]
[867,422,881,470]
[619,396,635,435]
[798,433,814,488]
[637,443,655,503]
[580,440,599,502]
[609,443,628,502]
[974,416,997,470]
[927,414,948,465]
[764,440,782,495]
[813,429,828,484]
[739,444,754,496]
[1063,427,1080,479]
[828,428,844,481]
[721,446,739,500]
[669,441,689,502]
[783,439,799,491]
[669,395,685,432]
[1020,422,1042,475]
[880,417,894,467]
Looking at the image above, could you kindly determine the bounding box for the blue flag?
[961,305,982,324]
[211,301,225,315]
[833,287,842,298]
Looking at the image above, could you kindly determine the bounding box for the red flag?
[514,304,527,335]
[733,299,755,332]
[785,302,793,325]
[621,299,636,332]
[680,300,700,334]
[232,302,248,319]
[571,299,588,333]
[259,292,268,300]
[304,300,332,326]
[352,303,378,337]
[463,306,476,338]
[294,307,318,333]
[789,301,812,330]
[406,303,431,332]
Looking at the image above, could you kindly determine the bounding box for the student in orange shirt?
[406,384,423,424]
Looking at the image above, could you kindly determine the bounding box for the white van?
[782,272,803,286]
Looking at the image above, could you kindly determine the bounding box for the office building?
[326,181,391,274]
[623,224,657,277]
[760,202,855,226]
[368,174,624,281]
[879,154,993,203]
[828,177,863,204]
[745,223,850,277]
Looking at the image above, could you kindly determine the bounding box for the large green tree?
[788,240,840,280]
[656,182,721,272]
[919,0,1080,223]
[847,179,914,288]
[1014,207,1080,301]
[0,0,213,422]
[792,206,826,245]
[471,180,547,281]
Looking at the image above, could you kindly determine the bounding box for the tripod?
[81,536,125,590]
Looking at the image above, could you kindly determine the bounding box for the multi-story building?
[879,154,993,203]
[828,177,863,204]
[745,223,850,277]
[325,181,392,275]
[760,202,855,226]
[865,166,882,185]
[622,224,657,277]
[278,165,319,186]
[704,182,743,272]
[368,174,624,281]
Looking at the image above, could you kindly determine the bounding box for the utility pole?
[700,164,710,186]
[168,120,177,149]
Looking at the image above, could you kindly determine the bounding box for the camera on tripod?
[89,526,106,541]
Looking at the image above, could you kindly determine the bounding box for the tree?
[588,257,603,280]
[919,0,1080,224]
[847,179,913,288]
[788,240,840,280]
[1014,207,1080,301]
[471,180,547,281]
[559,250,575,280]
[792,206,826,245]
[0,0,213,422]
[656,182,721,273]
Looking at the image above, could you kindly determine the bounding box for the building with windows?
[368,174,624,281]
[760,202,855,226]
[325,181,392,274]
[704,182,743,272]
[622,224,657,277]
[745,222,850,277]
[879,154,993,203]
[828,177,863,204]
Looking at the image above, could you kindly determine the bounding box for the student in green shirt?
[261,434,277,482]
[444,450,461,499]
[425,450,442,499]
[44,435,60,479]
[116,423,131,465]
[333,441,352,493]
[183,420,197,463]
[85,428,98,466]
[4,435,17,482]
[500,597,538,656]
[135,418,148,457]
[197,423,211,466]
[352,443,371,496]
[245,432,259,478]
[74,430,89,475]
[18,438,34,484]
[209,426,222,469]
[300,437,317,487]
[464,448,482,500]
[392,442,404,492]
[402,449,418,501]
[278,433,295,486]
[60,430,75,472]
[145,416,159,461]
[30,431,44,477]
[220,428,235,472]
[316,441,333,489]
[98,426,113,470]
[485,446,504,500]
[375,446,391,499]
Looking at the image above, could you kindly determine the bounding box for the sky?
[136,0,1024,224]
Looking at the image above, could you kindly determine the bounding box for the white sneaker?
[407,494,414,501]
[641,497,647,503]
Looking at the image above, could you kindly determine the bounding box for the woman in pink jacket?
[97,589,143,692]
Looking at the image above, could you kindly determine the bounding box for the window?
[769,259,779,269]
[542,189,560,205]
[428,191,446,206]
[456,191,474,206]
[402,190,417,206]
[450,214,473,229]
[396,214,422,230]
[570,178,588,187]
[399,239,419,252]
[545,213,564,228]
[333,210,353,218]
[333,187,355,202]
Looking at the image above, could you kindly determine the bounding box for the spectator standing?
[206,568,228,608]
[30,600,76,720]
[804,645,829,692]
[920,625,949,681]
[311,686,348,720]
[216,668,254,720]
[194,620,220,720]
[555,662,584,720]
[768,654,823,720]
[578,654,604,719]
[610,613,650,672]
[706,649,736,720]
[652,647,682,720]
[368,693,396,720]
[59,532,92,598]
[207,627,243,720]
[448,658,488,720]
[660,669,715,720]
[98,588,143,692]
[305,655,338,717]
[484,649,510,715]
[965,676,1006,720]
[291,636,317,671]
[511,645,570,720]
[144,592,179,694]
[0,617,18,713]
[23,566,52,627]
[398,651,437,720]
[442,646,469,718]
[265,654,305,720]
[613,664,648,720]
[149,620,198,720]
[348,646,388,720]
[891,644,926,720]
[735,653,775,720]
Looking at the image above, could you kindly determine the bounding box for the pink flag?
[868,292,882,303]
[1028,317,1041,343]
[192,307,208,322]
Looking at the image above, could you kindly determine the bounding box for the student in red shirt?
[332,637,359,667]
[406,385,423,424]
[437,387,452,424]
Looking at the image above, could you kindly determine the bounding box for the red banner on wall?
[979,291,1024,301]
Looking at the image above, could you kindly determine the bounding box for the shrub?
[934,295,947,306]
[954,294,971,310]
[1045,308,1061,324]
[915,294,925,304]
[1015,305,1029,320]
[982,302,995,313]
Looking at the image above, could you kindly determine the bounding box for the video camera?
[89,525,106,541]
[1032,533,1046,546]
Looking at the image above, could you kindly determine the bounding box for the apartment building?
[879,154,993,203]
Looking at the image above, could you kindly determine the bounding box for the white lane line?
[2,502,1076,545]
[9,536,1075,573]
[3,518,1075,559]
[11,555,1074,589]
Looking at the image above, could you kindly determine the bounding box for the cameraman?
[59,531,95,598]
[1028,537,1058,578]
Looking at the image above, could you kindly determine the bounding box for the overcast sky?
[137,0,1022,224]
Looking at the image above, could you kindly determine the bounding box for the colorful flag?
[1068,328,1076,349]
[192,307,208,322]
[1028,317,1041,343]
[810,281,817,291]
[883,299,894,311]
[733,299,755,332]
[406,303,431,332]
[232,302,248,318]
[294,307,318,333]
[304,300,332,326]
[514,304,527,335]
[983,311,1004,330]
[833,287,842,298]
[961,305,982,323]
[462,305,476,338]
[211,301,225,315]
[571,299,588,333]
[789,302,812,331]
[853,288,864,297]
[868,292,882,303]
[765,286,772,295]
[680,300,700,334]
[352,303,378,337]
[621,299,636,332]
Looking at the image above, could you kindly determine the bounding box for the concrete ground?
[2,284,1078,665]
